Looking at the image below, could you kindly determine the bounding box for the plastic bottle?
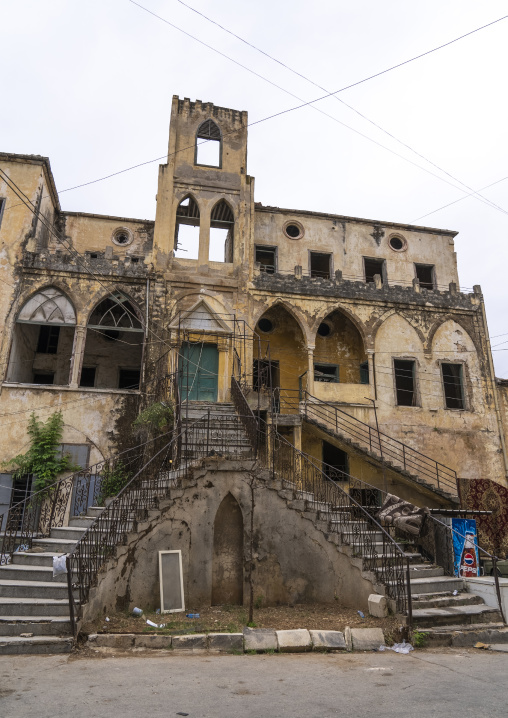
[186,613,200,618]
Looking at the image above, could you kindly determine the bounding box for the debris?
[20,633,34,638]
[474,642,489,650]
[357,611,365,618]
[156,609,161,614]
[176,713,189,716]
[52,555,67,577]
[186,613,200,618]
[146,620,158,628]
[132,607,143,617]
[379,641,414,654]
[453,590,458,596]
[105,617,110,622]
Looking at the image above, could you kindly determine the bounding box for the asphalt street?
[0,649,505,718]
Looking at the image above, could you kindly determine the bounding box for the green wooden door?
[179,343,219,401]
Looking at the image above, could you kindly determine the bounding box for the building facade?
[1,95,507,518]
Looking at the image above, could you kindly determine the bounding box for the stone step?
[11,552,65,568]
[0,579,72,600]
[424,622,508,647]
[0,564,71,583]
[362,552,423,566]
[32,537,80,553]
[409,576,465,594]
[411,592,486,610]
[341,530,384,542]
[0,615,71,637]
[68,516,96,529]
[0,597,70,617]
[86,507,105,518]
[412,603,503,629]
[0,635,73,655]
[50,527,87,541]
[407,564,444,578]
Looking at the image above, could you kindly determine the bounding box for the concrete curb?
[87,627,385,653]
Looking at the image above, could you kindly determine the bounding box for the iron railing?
[256,420,412,619]
[67,410,255,609]
[273,388,458,495]
[231,376,259,456]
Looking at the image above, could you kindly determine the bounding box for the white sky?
[2,0,508,374]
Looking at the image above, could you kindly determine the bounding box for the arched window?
[175,195,200,260]
[81,293,144,390]
[195,119,221,167]
[7,288,76,385]
[209,199,234,263]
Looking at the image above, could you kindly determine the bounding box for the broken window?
[314,363,339,383]
[36,325,60,354]
[310,252,332,279]
[195,119,221,167]
[0,198,5,229]
[6,287,76,385]
[174,195,200,260]
[442,363,465,409]
[364,257,386,284]
[255,246,277,274]
[209,199,234,262]
[79,366,96,388]
[394,359,417,406]
[415,263,435,290]
[82,293,144,391]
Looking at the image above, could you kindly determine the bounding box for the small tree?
[3,411,80,492]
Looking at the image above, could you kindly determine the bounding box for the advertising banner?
[452,518,480,578]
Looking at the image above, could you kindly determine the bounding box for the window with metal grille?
[364,257,386,284]
[310,252,331,279]
[394,359,416,406]
[442,363,465,409]
[255,246,277,274]
[415,263,435,290]
[36,325,60,354]
[195,119,221,167]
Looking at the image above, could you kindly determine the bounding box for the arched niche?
[81,293,144,390]
[253,304,308,395]
[314,309,367,384]
[431,319,479,409]
[374,313,424,407]
[7,287,77,385]
[211,493,244,605]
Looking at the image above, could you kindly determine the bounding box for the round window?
[257,318,274,333]
[317,322,332,337]
[389,235,407,252]
[112,228,133,247]
[283,221,304,240]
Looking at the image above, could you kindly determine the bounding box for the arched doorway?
[211,493,244,605]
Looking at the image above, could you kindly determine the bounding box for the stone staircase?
[181,401,253,457]
[302,413,459,504]
[0,507,103,654]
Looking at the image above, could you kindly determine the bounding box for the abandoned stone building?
[1,96,508,653]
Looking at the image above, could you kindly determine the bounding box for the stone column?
[69,325,87,388]
[307,346,315,395]
[198,205,211,269]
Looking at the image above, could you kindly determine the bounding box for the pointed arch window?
[82,293,144,390]
[195,120,221,167]
[175,195,200,260]
[7,288,77,385]
[209,199,234,262]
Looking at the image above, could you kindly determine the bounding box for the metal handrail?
[274,388,458,494]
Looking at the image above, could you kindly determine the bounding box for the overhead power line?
[173,0,508,216]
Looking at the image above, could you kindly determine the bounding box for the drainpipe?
[478,290,508,478]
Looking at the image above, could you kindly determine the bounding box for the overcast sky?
[2,0,508,374]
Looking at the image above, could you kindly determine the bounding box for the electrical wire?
[172,0,508,216]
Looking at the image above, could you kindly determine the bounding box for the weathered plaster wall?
[61,213,153,261]
[81,461,380,626]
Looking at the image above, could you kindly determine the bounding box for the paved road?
[0,649,506,718]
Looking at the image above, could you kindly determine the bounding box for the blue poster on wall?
[452,518,480,578]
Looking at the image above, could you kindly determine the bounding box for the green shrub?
[97,460,132,503]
